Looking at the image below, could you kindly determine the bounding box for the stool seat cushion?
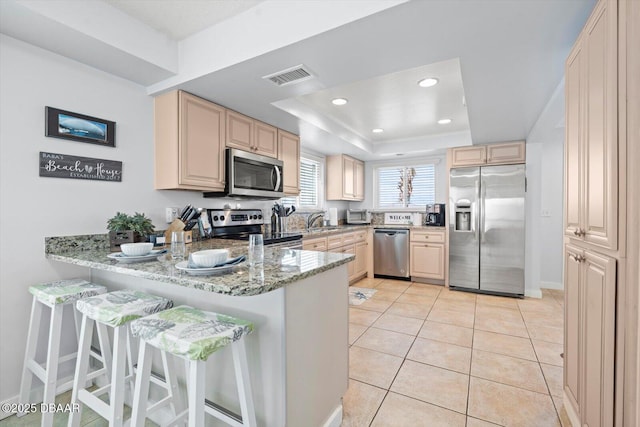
[130,305,253,361]
[29,279,107,305]
[76,290,173,327]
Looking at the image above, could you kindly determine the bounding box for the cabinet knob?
[569,253,585,263]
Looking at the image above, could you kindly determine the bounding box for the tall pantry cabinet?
[563,0,639,425]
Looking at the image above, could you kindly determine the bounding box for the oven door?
[227,148,285,199]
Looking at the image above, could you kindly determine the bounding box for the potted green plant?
[107,212,155,250]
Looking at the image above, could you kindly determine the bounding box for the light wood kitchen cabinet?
[486,142,526,164]
[563,1,625,426]
[303,228,369,283]
[354,160,365,200]
[450,146,486,167]
[277,130,300,196]
[154,90,226,191]
[564,0,618,251]
[354,241,368,279]
[449,141,525,168]
[302,236,327,251]
[563,243,616,427]
[226,110,278,158]
[409,229,446,281]
[326,154,364,201]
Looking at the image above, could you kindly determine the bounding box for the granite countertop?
[45,235,354,297]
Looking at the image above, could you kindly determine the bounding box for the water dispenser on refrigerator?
[454,201,472,231]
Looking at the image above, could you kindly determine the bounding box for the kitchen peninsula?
[45,234,354,427]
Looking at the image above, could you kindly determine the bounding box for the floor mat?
[349,287,377,306]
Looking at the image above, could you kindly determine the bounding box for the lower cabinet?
[409,229,446,281]
[354,241,368,279]
[302,229,369,283]
[564,242,616,427]
[410,243,444,280]
[302,236,327,251]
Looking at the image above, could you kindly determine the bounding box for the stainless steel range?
[207,209,303,249]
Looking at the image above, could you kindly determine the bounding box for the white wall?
[0,35,276,405]
[539,140,564,288]
[524,138,565,297]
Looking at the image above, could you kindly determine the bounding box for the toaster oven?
[346,210,371,224]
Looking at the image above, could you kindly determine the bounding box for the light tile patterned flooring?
[344,278,566,427]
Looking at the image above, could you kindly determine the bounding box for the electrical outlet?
[165,207,179,223]
[541,210,551,217]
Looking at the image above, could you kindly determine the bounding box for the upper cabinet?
[486,142,526,164]
[563,0,617,251]
[154,91,226,191]
[450,146,486,166]
[226,110,278,158]
[277,130,300,196]
[154,90,301,194]
[450,141,526,168]
[326,154,365,201]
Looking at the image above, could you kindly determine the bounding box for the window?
[375,164,435,209]
[280,156,322,210]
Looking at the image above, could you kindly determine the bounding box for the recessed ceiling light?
[331,98,348,106]
[418,77,439,88]
[438,118,452,125]
[372,128,384,133]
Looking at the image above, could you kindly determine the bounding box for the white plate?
[107,250,166,263]
[175,261,239,276]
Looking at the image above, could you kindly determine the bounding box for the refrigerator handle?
[473,179,480,241]
[480,180,486,243]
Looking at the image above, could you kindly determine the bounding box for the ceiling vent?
[262,64,314,86]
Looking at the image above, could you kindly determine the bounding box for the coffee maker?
[425,203,446,226]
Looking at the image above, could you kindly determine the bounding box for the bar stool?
[129,305,257,427]
[68,289,175,427]
[18,278,108,427]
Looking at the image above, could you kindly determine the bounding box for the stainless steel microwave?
[203,148,284,200]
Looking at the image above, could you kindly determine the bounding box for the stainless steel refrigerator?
[449,164,525,296]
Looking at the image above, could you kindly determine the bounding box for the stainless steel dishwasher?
[374,228,410,279]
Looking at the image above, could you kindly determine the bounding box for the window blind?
[376,164,435,209]
[280,157,320,208]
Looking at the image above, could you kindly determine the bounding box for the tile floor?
[1,278,565,427]
[344,278,566,427]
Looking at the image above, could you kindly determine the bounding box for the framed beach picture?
[45,107,116,147]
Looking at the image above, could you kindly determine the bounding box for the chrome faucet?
[306,212,325,231]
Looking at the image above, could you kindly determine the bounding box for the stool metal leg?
[188,361,205,427]
[17,297,42,417]
[232,339,257,427]
[41,303,64,427]
[69,315,94,427]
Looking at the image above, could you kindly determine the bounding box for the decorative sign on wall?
[384,212,422,225]
[39,152,122,182]
[45,107,116,147]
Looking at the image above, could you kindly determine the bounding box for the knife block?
[164,219,192,245]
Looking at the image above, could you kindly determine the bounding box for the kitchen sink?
[308,226,340,232]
